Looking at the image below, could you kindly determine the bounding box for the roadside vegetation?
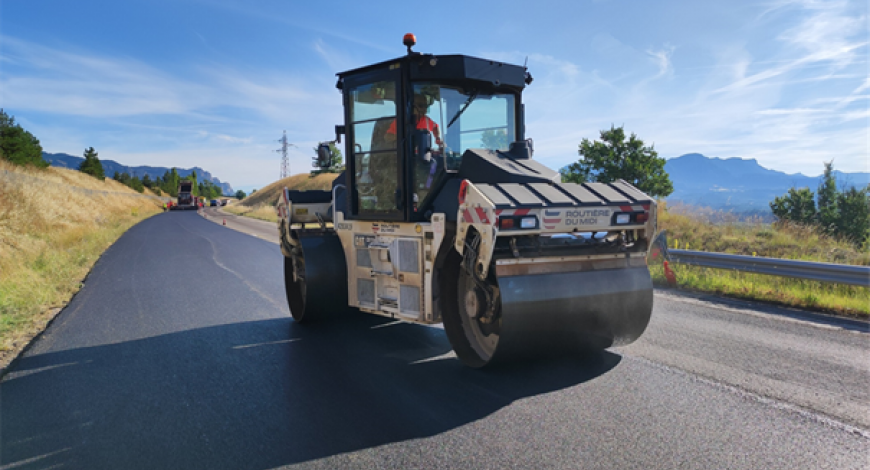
[769,161,869,248]
[0,158,162,368]
[223,173,335,223]
[654,202,869,317]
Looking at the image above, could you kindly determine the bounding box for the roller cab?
[277,35,658,367]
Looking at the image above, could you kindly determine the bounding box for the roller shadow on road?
[1,314,621,469]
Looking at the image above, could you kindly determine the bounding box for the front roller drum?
[284,231,348,323]
[444,261,653,368]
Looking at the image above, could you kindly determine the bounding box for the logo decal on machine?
[542,210,562,229]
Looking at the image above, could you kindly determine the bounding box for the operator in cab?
[384,93,442,147]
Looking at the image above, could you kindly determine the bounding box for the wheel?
[456,264,502,363]
[442,247,503,368]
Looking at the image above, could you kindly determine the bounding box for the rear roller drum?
[284,251,308,322]
[283,231,348,323]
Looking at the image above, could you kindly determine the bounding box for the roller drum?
[284,230,348,322]
[495,266,653,358]
[445,262,654,367]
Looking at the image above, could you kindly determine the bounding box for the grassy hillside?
[655,202,869,317]
[224,173,336,222]
[0,160,163,369]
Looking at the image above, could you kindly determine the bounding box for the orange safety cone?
[663,261,677,287]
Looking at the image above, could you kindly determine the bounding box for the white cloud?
[496,3,867,176]
[0,37,200,117]
[1,36,348,187]
[646,45,675,79]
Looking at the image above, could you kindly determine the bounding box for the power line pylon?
[276,130,297,179]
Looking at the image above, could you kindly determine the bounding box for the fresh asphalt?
[1,211,868,469]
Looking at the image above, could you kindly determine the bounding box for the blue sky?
[1,0,867,192]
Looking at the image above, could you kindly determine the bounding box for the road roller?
[277,35,658,368]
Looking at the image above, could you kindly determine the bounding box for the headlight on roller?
[615,213,631,224]
[520,217,537,229]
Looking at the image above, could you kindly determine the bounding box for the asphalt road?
[1,211,868,469]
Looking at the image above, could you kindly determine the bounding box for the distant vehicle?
[171,180,196,210]
[210,200,218,206]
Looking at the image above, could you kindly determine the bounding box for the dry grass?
[661,201,869,265]
[239,173,336,208]
[655,202,869,317]
[226,173,337,224]
[223,204,281,223]
[0,160,162,366]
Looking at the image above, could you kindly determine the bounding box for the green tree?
[198,179,222,199]
[161,169,178,196]
[189,170,199,196]
[235,189,246,200]
[130,175,145,193]
[0,109,47,168]
[78,147,105,180]
[770,187,817,225]
[817,161,838,232]
[481,129,509,151]
[166,168,181,197]
[142,173,154,189]
[116,172,132,186]
[310,142,345,175]
[835,185,870,247]
[560,125,673,198]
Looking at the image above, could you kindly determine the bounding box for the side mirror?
[412,130,432,162]
[316,143,332,168]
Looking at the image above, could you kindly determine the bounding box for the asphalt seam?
[653,290,869,334]
[178,213,286,313]
[624,354,870,439]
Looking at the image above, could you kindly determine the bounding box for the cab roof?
[336,53,530,92]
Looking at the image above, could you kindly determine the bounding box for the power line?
[276,130,297,179]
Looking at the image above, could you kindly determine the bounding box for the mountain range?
[43,152,234,195]
[42,151,867,215]
[664,153,869,216]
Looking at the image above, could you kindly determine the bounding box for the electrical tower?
[276,130,297,179]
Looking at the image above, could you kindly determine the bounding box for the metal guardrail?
[670,249,870,287]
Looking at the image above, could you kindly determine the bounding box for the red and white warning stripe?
[462,207,494,225]
[494,208,531,217]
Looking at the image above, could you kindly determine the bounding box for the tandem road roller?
[278,35,658,368]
